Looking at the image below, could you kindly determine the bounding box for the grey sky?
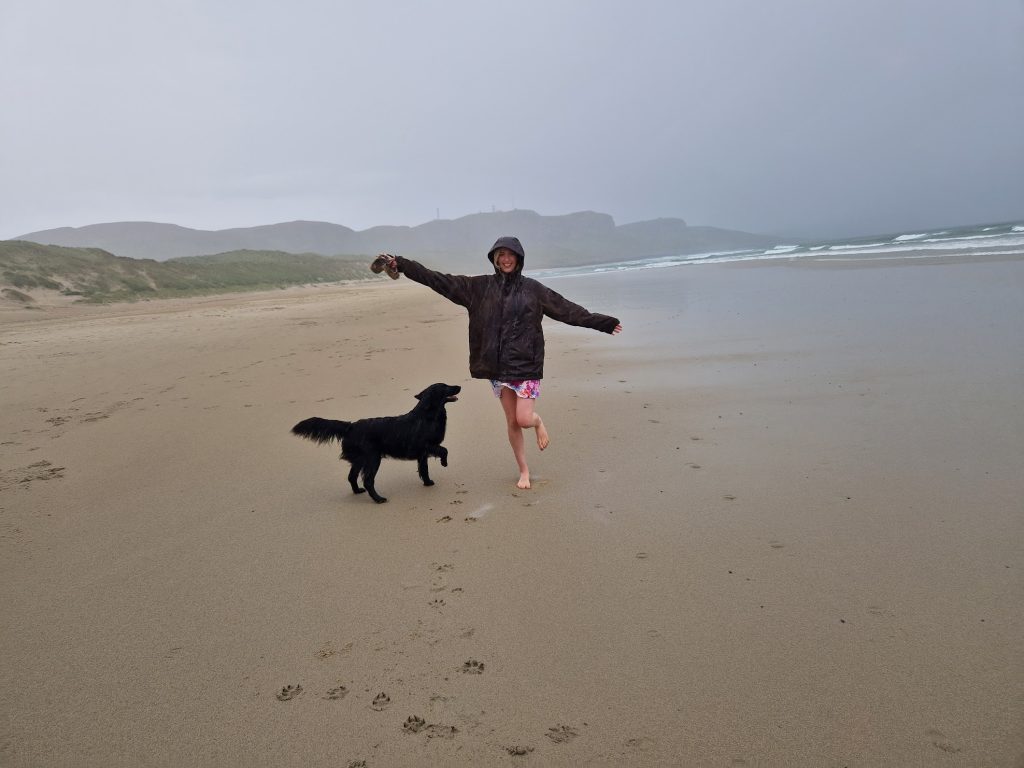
[2,0,1022,241]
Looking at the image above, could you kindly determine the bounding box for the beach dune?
[1,257,1021,766]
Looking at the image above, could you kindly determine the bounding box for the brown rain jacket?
[395,236,619,381]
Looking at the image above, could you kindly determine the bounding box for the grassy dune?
[0,241,376,303]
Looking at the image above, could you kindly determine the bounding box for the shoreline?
[3,249,1021,328]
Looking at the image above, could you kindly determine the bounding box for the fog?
[2,0,1022,240]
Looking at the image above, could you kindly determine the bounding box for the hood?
[487,236,525,273]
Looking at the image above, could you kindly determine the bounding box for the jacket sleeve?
[396,257,474,308]
[539,284,620,333]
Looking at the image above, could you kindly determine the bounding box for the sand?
[1,257,1022,767]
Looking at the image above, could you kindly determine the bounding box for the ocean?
[534,219,1024,280]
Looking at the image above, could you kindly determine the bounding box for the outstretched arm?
[541,284,621,334]
[390,255,474,308]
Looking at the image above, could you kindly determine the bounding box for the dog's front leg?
[427,444,448,467]
[417,455,434,487]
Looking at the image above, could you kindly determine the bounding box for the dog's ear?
[413,385,435,401]
[415,383,448,403]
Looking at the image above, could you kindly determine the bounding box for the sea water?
[533,220,1024,280]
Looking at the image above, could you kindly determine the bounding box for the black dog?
[291,383,461,503]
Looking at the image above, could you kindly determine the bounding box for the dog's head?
[414,383,461,406]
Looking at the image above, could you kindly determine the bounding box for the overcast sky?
[2,0,1022,241]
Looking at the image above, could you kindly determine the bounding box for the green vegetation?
[0,241,378,303]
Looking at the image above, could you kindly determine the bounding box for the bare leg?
[499,388,532,489]
[516,396,549,451]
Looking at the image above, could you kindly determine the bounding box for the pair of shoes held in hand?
[370,254,400,279]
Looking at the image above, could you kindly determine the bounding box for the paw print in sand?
[371,691,391,711]
[403,715,426,733]
[275,684,303,701]
[461,659,485,674]
[545,724,578,743]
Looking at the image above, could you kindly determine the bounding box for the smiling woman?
[374,235,622,489]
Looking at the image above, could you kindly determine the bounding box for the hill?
[0,241,375,306]
[15,210,775,271]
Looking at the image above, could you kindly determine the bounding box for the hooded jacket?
[396,236,619,381]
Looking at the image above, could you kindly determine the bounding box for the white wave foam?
[537,224,1024,278]
[814,249,1024,263]
[829,242,889,250]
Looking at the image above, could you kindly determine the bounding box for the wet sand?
[1,257,1022,766]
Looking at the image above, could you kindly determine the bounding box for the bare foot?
[535,419,549,451]
[517,472,531,490]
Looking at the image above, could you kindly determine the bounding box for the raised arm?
[393,256,475,308]
[540,284,620,334]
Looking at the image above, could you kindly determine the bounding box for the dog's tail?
[291,417,352,444]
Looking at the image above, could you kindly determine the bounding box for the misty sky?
[2,0,1022,241]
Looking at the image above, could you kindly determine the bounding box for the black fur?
[291,383,461,503]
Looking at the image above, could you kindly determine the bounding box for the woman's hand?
[371,253,400,279]
[612,324,623,334]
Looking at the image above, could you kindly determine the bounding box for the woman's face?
[493,248,518,273]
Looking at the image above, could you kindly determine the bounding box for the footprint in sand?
[275,684,303,701]
[625,736,656,751]
[3,460,66,491]
[926,728,961,753]
[506,745,534,756]
[546,724,578,744]
[346,761,367,768]
[322,686,348,700]
[461,659,485,674]
[403,715,426,733]
[429,598,446,609]
[316,643,337,659]
[371,692,391,711]
[425,724,458,739]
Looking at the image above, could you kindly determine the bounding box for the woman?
[374,236,622,489]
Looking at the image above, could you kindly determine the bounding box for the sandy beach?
[1,256,1022,766]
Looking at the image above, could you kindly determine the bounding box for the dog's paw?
[372,495,388,504]
[353,488,366,495]
[441,457,448,467]
[423,479,435,487]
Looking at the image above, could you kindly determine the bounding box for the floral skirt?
[490,379,541,399]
